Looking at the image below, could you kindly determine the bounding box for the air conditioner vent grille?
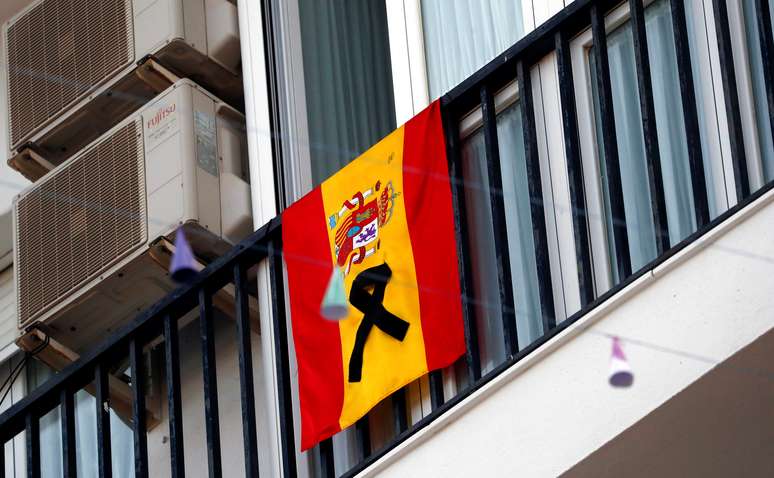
[6,0,134,148]
[15,120,146,327]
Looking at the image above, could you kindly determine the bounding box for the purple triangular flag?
[170,229,198,284]
[609,336,633,388]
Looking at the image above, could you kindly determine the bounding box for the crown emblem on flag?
[329,180,400,276]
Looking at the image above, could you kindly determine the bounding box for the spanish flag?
[283,101,465,451]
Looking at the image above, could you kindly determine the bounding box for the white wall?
[361,188,774,477]
[0,266,16,351]
[0,163,26,216]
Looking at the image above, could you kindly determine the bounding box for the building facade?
[0,0,773,477]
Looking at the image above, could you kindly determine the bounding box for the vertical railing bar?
[428,371,444,410]
[355,417,371,460]
[319,438,335,478]
[129,338,149,478]
[670,0,711,227]
[198,289,223,478]
[480,84,520,356]
[711,0,751,199]
[267,234,298,478]
[555,29,596,307]
[441,101,482,382]
[629,0,670,254]
[233,262,260,478]
[391,388,408,435]
[25,413,39,478]
[591,4,633,280]
[60,387,76,478]
[95,363,112,478]
[164,314,185,478]
[517,60,558,332]
[755,0,774,166]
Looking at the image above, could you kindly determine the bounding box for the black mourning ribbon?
[348,263,409,383]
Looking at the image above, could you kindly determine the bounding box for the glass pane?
[422,0,526,99]
[332,425,363,474]
[462,128,505,373]
[646,0,697,242]
[39,406,63,478]
[461,102,544,372]
[497,105,544,348]
[589,0,701,283]
[742,0,774,182]
[298,0,397,185]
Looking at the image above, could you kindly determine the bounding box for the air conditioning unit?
[5,0,242,182]
[12,79,253,352]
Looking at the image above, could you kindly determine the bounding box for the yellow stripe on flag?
[320,126,429,430]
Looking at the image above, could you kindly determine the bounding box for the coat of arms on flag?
[330,178,399,275]
[282,100,465,450]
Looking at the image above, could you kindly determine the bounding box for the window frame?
[385,0,430,125]
[533,53,584,319]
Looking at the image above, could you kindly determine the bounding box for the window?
[421,0,529,99]
[297,0,397,186]
[266,0,397,201]
[580,0,729,285]
[461,99,545,372]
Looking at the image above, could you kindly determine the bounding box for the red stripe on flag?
[402,101,466,370]
[282,189,344,450]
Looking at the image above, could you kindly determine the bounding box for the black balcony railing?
[2,0,774,477]
[0,216,297,478]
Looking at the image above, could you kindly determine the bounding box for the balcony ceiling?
[563,327,774,478]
